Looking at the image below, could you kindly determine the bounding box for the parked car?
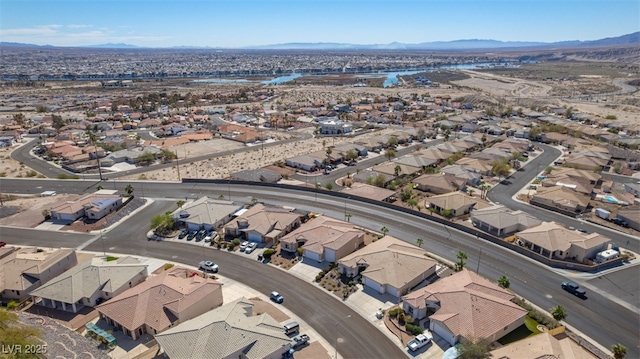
[561,281,586,298]
[245,242,257,254]
[239,241,249,252]
[199,260,219,273]
[204,230,215,242]
[186,231,197,241]
[178,229,189,239]
[195,229,207,241]
[577,228,590,234]
[407,332,433,351]
[0,241,6,248]
[290,334,310,349]
[270,291,284,304]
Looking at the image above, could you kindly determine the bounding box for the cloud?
[0,24,61,36]
[0,24,171,46]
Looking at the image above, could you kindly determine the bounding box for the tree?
[345,213,352,222]
[394,164,402,177]
[416,238,424,247]
[497,275,510,289]
[384,149,397,161]
[125,184,134,196]
[407,198,419,211]
[386,136,398,148]
[381,226,389,237]
[325,183,333,190]
[550,305,567,321]
[458,336,492,359]
[251,196,258,204]
[492,159,511,182]
[481,134,487,147]
[150,212,175,234]
[176,200,186,208]
[345,149,358,162]
[96,185,104,191]
[611,343,627,359]
[456,251,468,271]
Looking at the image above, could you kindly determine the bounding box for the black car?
[195,229,207,241]
[186,231,197,241]
[561,282,586,298]
[178,229,189,239]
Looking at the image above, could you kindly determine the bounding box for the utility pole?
[175,150,181,180]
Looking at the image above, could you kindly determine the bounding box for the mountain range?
[1,32,637,51]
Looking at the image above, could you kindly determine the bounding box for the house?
[280,216,364,262]
[393,155,438,171]
[286,154,323,172]
[530,186,591,216]
[319,118,352,135]
[155,297,291,359]
[49,194,122,222]
[455,157,493,176]
[224,203,302,243]
[440,164,482,185]
[471,205,542,236]
[371,161,421,177]
[96,267,223,340]
[616,206,640,231]
[515,222,612,262]
[340,182,396,202]
[490,332,598,359]
[0,248,78,301]
[427,192,490,217]
[338,236,438,298]
[623,183,640,197]
[231,168,282,183]
[29,256,147,313]
[352,169,395,187]
[564,152,610,171]
[401,269,527,346]
[413,174,466,194]
[173,197,243,231]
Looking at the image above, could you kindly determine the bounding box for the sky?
[1,0,638,48]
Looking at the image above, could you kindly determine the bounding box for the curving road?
[1,178,639,358]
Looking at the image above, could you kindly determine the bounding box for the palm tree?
[96,185,104,191]
[345,213,352,222]
[218,194,225,200]
[125,184,134,196]
[456,251,468,271]
[381,226,389,237]
[550,305,567,321]
[394,164,402,177]
[497,275,510,289]
[611,343,627,359]
[251,196,258,204]
[416,238,424,247]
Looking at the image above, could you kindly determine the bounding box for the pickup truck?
[290,334,310,349]
[199,260,219,273]
[407,332,432,351]
[561,281,586,298]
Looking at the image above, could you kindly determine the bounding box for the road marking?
[546,294,553,299]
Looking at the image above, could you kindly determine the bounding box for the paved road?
[1,179,638,358]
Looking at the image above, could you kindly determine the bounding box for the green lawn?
[498,316,541,345]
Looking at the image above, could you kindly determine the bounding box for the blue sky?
[1,0,638,47]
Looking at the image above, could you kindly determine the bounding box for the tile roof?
[516,221,612,252]
[339,236,437,290]
[402,269,526,340]
[471,205,542,230]
[30,256,147,304]
[280,216,364,254]
[0,248,76,292]
[96,267,222,333]
[427,192,490,211]
[339,182,396,201]
[155,297,290,359]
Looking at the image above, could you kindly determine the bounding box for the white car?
[245,242,257,254]
[407,332,432,352]
[198,260,219,273]
[239,241,249,252]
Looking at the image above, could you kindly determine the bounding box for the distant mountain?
[85,43,140,49]
[1,32,637,51]
[244,32,639,50]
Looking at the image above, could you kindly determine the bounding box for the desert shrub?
[513,297,559,329]
[231,238,241,247]
[388,307,403,317]
[263,249,275,258]
[163,263,174,271]
[405,323,424,335]
[6,300,19,310]
[297,247,303,256]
